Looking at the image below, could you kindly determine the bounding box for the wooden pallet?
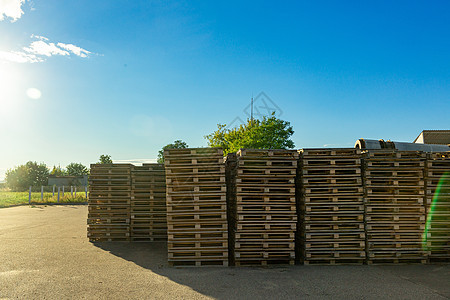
[88,163,168,242]
[304,223,365,231]
[130,164,167,241]
[169,260,228,267]
[303,177,362,185]
[304,250,365,259]
[299,148,365,265]
[165,148,228,266]
[423,152,450,261]
[235,259,295,266]
[237,149,299,158]
[301,148,361,157]
[165,147,223,157]
[363,150,427,263]
[304,258,364,265]
[231,149,298,266]
[365,151,426,160]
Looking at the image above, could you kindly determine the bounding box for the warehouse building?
[414,130,450,145]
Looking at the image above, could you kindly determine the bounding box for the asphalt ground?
[0,205,449,299]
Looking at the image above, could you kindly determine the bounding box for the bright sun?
[0,63,41,115]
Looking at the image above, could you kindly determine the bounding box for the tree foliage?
[98,154,113,164]
[66,163,89,176]
[157,140,189,164]
[5,161,50,191]
[204,114,295,155]
[50,166,67,176]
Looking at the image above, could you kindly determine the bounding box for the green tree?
[205,113,295,155]
[66,163,89,176]
[50,165,67,176]
[98,154,113,164]
[157,140,189,164]
[5,161,50,191]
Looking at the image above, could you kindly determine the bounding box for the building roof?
[413,130,450,145]
[48,175,86,178]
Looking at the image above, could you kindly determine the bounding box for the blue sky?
[0,0,449,179]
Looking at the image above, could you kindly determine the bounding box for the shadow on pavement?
[93,242,168,270]
[92,242,450,299]
[93,241,308,299]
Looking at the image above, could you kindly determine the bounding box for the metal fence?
[27,185,88,204]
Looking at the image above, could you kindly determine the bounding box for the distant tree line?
[5,155,112,191]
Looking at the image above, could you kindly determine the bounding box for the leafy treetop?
[50,166,67,176]
[204,113,295,155]
[98,154,113,164]
[157,140,189,163]
[66,163,89,176]
[5,161,50,191]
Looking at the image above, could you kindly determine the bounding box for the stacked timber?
[298,148,365,265]
[225,153,237,265]
[232,149,298,266]
[424,152,450,261]
[363,151,427,264]
[165,148,228,266]
[88,164,132,241]
[130,164,167,241]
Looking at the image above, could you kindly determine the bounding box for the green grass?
[0,190,88,208]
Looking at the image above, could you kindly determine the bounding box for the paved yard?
[0,205,449,299]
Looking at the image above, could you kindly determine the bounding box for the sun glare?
[26,87,42,99]
[0,64,42,116]
[0,64,20,113]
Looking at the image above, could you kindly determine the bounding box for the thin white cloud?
[113,159,158,165]
[0,35,93,63]
[0,0,25,22]
[0,50,42,63]
[322,143,354,147]
[30,34,48,41]
[57,43,91,58]
[24,40,70,57]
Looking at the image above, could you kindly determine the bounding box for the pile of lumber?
[298,149,365,264]
[230,149,298,266]
[164,148,228,266]
[88,164,132,241]
[363,151,427,264]
[130,164,167,241]
[424,152,450,261]
[225,153,237,264]
[86,147,450,266]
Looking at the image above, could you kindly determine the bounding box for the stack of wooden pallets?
[130,164,167,241]
[231,149,298,266]
[363,151,427,264]
[88,164,132,241]
[298,148,365,265]
[225,153,237,265]
[424,152,450,261]
[164,148,228,266]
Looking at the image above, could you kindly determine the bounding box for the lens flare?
[422,172,450,251]
[26,88,42,99]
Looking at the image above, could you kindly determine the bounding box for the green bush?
[6,162,49,192]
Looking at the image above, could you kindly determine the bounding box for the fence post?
[41,186,44,201]
[29,186,32,205]
[85,186,88,199]
[52,185,55,196]
[58,187,60,203]
[71,186,73,197]
[75,186,77,197]
[62,186,65,197]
